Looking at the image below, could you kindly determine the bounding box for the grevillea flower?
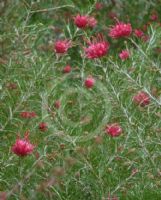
[54,40,71,53]
[105,123,122,137]
[39,122,48,132]
[84,34,110,59]
[119,50,130,60]
[20,111,37,118]
[0,192,6,200]
[87,16,97,28]
[109,22,132,39]
[142,35,150,42]
[54,100,61,109]
[134,29,144,38]
[95,2,103,10]
[150,13,158,21]
[63,65,72,73]
[155,48,161,54]
[108,12,117,20]
[74,14,88,28]
[84,76,95,88]
[133,91,150,107]
[142,24,149,32]
[12,132,34,156]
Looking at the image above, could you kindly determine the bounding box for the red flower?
[39,122,48,132]
[133,91,150,107]
[0,192,6,200]
[63,65,72,73]
[109,22,132,39]
[74,14,88,28]
[119,50,130,60]
[155,48,161,54]
[54,40,71,53]
[150,13,158,21]
[74,15,97,29]
[87,16,97,28]
[84,76,95,89]
[105,123,122,137]
[84,34,110,59]
[142,24,149,32]
[30,112,37,117]
[108,12,117,20]
[134,29,144,38]
[95,2,103,10]
[142,35,150,42]
[20,111,37,118]
[54,100,61,109]
[12,132,34,157]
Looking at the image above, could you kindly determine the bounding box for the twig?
[30,5,75,14]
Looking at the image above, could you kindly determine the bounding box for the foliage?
[0,0,161,199]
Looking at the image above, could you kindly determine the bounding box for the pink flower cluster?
[105,123,122,137]
[74,15,97,29]
[20,111,37,118]
[85,76,95,88]
[63,65,72,73]
[119,50,130,60]
[12,132,34,156]
[84,35,110,59]
[133,91,150,107]
[109,22,132,39]
[134,29,144,38]
[54,40,71,53]
[39,122,48,132]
